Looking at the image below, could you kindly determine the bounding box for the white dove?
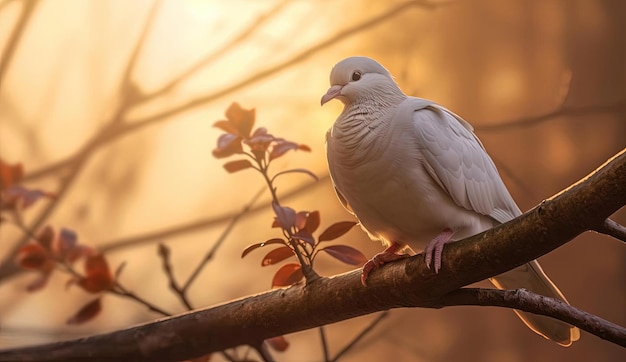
[321,56,580,346]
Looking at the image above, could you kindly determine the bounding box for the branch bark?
[1,151,624,361]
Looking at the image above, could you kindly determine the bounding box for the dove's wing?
[408,100,521,223]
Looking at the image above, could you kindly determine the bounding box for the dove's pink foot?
[424,228,454,273]
[361,241,409,286]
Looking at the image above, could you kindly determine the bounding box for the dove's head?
[321,56,404,106]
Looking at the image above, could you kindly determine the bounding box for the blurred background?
[0,0,624,361]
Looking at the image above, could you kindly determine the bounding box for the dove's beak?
[321,85,343,106]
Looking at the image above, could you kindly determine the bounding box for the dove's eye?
[351,71,362,81]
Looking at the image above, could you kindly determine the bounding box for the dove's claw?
[424,228,454,273]
[360,241,408,286]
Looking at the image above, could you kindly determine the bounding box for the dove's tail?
[489,260,580,346]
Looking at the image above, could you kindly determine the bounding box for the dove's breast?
[326,103,493,250]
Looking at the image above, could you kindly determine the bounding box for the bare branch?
[593,218,626,243]
[330,312,389,362]
[475,99,626,132]
[0,1,164,284]
[21,0,447,184]
[1,150,623,361]
[436,288,626,346]
[0,0,40,89]
[142,0,291,101]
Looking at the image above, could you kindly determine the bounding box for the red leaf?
[212,133,243,159]
[241,238,285,258]
[272,202,296,230]
[66,298,102,325]
[320,245,368,266]
[36,225,55,251]
[0,158,23,190]
[223,159,253,173]
[269,140,298,161]
[213,120,239,135]
[266,335,289,352]
[298,144,311,152]
[245,127,274,152]
[56,228,92,263]
[304,211,320,234]
[271,263,303,288]
[261,246,294,266]
[77,254,114,293]
[1,186,54,211]
[225,103,255,139]
[293,230,315,245]
[318,221,357,242]
[16,244,53,271]
[294,211,308,230]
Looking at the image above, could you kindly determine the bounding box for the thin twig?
[181,187,265,291]
[0,0,40,89]
[157,242,193,310]
[331,312,389,362]
[0,1,163,283]
[22,0,446,185]
[475,99,626,132]
[593,218,626,243]
[141,0,291,101]
[319,326,330,362]
[112,281,172,317]
[252,342,273,362]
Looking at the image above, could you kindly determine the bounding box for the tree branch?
[475,99,626,132]
[1,150,623,361]
[593,218,626,243]
[436,288,625,346]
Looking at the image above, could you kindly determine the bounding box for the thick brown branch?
[0,151,623,361]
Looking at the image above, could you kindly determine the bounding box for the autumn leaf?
[16,244,53,271]
[66,298,102,325]
[318,221,357,242]
[212,133,243,159]
[36,225,55,251]
[241,238,285,258]
[224,102,255,138]
[245,127,274,152]
[271,263,303,288]
[269,139,309,161]
[57,228,92,263]
[0,158,23,190]
[293,229,315,245]
[294,211,308,230]
[223,159,254,173]
[304,211,320,234]
[266,335,289,352]
[272,202,296,230]
[261,246,294,266]
[213,102,256,140]
[320,245,368,266]
[1,186,54,211]
[76,254,114,293]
